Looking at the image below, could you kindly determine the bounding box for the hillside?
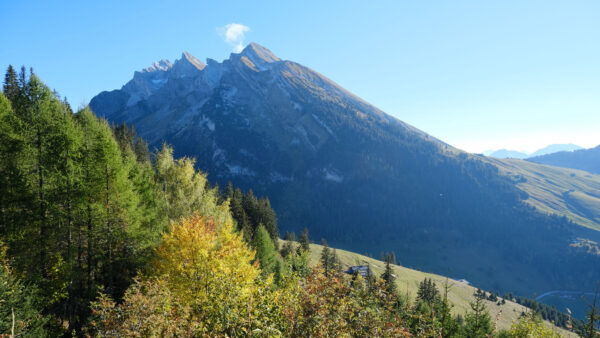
[489,158,600,230]
[298,240,574,336]
[528,145,600,175]
[90,43,600,300]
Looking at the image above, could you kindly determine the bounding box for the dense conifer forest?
[2,66,599,336]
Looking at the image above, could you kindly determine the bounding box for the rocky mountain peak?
[241,42,280,63]
[180,51,206,70]
[142,59,172,73]
[233,42,280,71]
[170,51,206,78]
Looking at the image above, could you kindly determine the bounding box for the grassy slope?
[291,240,575,336]
[488,157,600,230]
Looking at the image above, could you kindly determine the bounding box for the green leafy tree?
[508,310,561,338]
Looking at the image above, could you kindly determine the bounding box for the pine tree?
[230,187,251,241]
[583,284,600,338]
[224,182,234,201]
[463,290,493,337]
[439,278,459,337]
[3,65,21,108]
[0,244,48,336]
[299,227,310,253]
[280,232,296,258]
[0,93,27,239]
[252,225,277,277]
[381,254,397,295]
[417,278,440,305]
[320,238,331,276]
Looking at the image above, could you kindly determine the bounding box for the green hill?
[489,157,600,230]
[299,240,575,336]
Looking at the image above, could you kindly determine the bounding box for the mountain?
[90,43,600,298]
[529,143,583,157]
[488,149,528,159]
[485,144,583,159]
[528,145,600,174]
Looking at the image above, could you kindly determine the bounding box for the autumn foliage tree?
[92,214,289,336]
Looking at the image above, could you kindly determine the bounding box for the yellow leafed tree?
[152,214,259,332]
[91,213,293,336]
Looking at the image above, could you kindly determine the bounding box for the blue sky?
[1,0,598,153]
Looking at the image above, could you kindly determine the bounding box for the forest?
[1,66,598,337]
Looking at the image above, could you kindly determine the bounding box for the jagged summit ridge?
[143,59,172,73]
[93,42,434,148]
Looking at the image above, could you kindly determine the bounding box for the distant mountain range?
[90,43,600,298]
[528,145,600,174]
[485,143,583,159]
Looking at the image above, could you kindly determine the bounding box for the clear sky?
[1,0,598,153]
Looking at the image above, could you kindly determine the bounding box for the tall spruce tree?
[252,225,277,277]
[299,227,310,253]
[463,290,493,337]
[583,284,600,338]
[320,238,331,276]
[381,254,397,295]
[3,66,20,107]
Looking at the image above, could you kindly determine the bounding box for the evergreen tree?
[299,227,311,253]
[154,144,228,223]
[257,197,279,247]
[0,244,48,336]
[252,225,277,277]
[463,290,493,337]
[3,65,20,108]
[280,232,296,258]
[224,182,234,201]
[330,248,341,272]
[0,93,28,242]
[583,285,600,338]
[439,278,460,338]
[381,254,397,295]
[417,278,440,305]
[230,187,251,241]
[320,238,331,276]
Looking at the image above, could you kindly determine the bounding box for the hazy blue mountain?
[90,43,600,297]
[529,145,600,174]
[529,143,583,158]
[488,149,528,159]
